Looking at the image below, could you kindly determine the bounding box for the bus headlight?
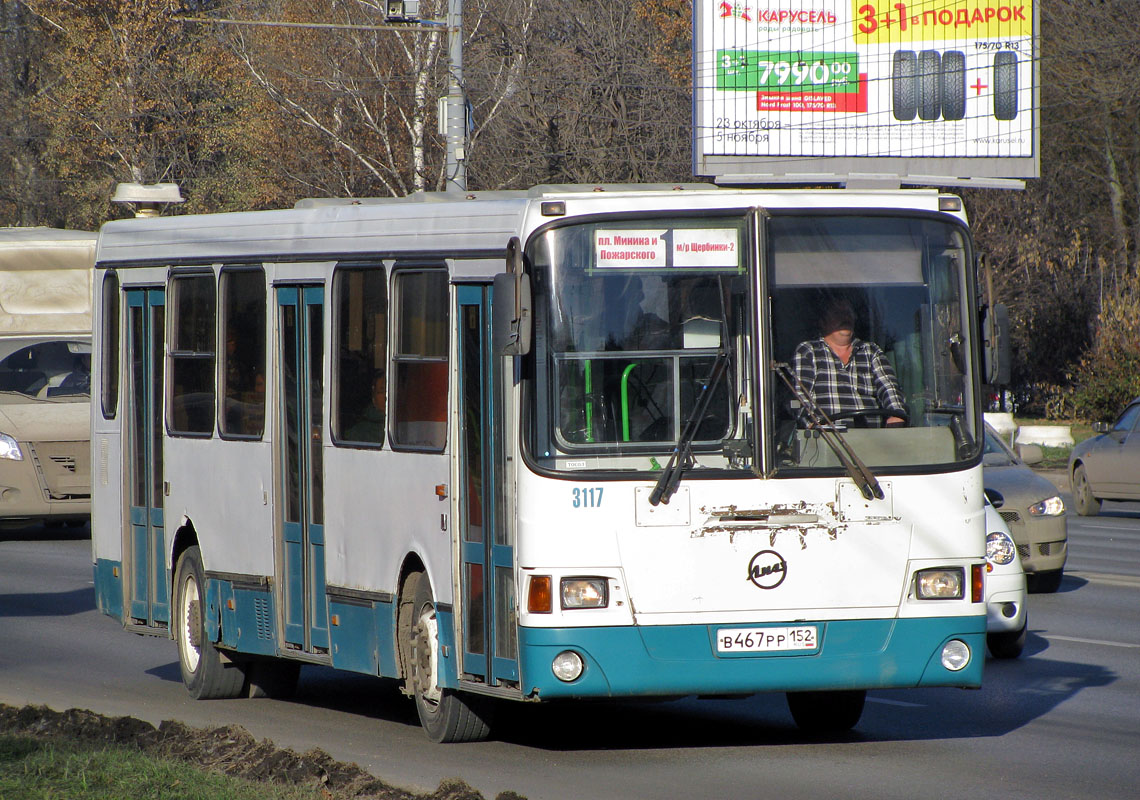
[0,433,23,461]
[915,568,964,599]
[986,531,1017,566]
[1028,495,1065,516]
[552,650,584,682]
[561,577,608,609]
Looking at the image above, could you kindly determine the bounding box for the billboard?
[693,0,1039,185]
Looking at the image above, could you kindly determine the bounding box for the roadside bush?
[1065,286,1140,421]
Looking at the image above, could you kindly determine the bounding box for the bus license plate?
[717,626,818,654]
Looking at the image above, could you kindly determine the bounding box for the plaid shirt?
[791,337,907,421]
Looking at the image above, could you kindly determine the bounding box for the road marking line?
[1065,571,1140,588]
[1047,634,1140,649]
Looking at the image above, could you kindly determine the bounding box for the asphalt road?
[2,502,1138,800]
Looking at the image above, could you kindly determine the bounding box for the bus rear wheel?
[786,689,866,735]
[409,577,492,743]
[174,546,246,700]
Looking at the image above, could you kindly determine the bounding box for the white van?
[0,227,94,527]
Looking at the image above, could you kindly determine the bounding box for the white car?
[984,500,1028,659]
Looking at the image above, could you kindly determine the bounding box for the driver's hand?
[885,416,906,427]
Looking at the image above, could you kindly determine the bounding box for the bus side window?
[220,268,266,438]
[391,268,448,450]
[169,273,216,436]
[333,264,388,446]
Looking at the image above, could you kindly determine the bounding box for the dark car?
[983,424,1067,593]
[1069,397,1140,516]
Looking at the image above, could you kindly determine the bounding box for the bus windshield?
[526,210,979,475]
[768,214,979,473]
[528,214,753,472]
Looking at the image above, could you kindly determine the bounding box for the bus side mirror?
[981,302,1010,386]
[493,236,532,356]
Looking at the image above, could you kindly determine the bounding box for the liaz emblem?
[746,549,787,589]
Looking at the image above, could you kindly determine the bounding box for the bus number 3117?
[572,487,604,508]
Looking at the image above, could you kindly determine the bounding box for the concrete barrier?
[1015,424,1074,447]
[984,412,1017,444]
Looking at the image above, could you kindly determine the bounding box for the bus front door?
[125,288,167,628]
[276,286,329,655]
[457,285,518,687]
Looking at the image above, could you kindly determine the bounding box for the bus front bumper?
[518,616,985,700]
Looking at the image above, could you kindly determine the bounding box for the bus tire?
[1072,464,1101,516]
[174,546,247,700]
[940,51,966,121]
[917,50,942,121]
[786,689,866,735]
[993,51,1018,120]
[409,577,492,743]
[891,51,917,121]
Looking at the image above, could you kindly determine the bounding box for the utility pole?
[443,0,465,191]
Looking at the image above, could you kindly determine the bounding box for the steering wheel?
[828,409,906,428]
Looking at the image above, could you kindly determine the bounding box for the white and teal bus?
[91,185,993,742]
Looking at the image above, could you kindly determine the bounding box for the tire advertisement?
[693,0,1037,179]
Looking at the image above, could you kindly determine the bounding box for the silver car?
[982,424,1068,593]
[1069,398,1140,518]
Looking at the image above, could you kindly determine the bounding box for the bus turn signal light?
[528,575,552,613]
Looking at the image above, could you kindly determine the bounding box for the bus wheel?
[409,578,492,743]
[786,689,866,735]
[174,546,246,700]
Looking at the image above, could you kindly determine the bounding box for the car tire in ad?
[941,51,966,121]
[994,51,1018,120]
[918,50,942,121]
[892,50,917,121]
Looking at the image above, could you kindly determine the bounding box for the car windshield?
[0,339,91,401]
[982,426,1016,466]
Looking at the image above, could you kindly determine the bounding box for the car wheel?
[918,50,942,120]
[174,546,247,700]
[409,576,493,742]
[892,51,917,121]
[987,617,1027,659]
[1028,569,1064,594]
[786,689,866,734]
[940,51,966,120]
[1073,464,1101,516]
[993,51,1018,120]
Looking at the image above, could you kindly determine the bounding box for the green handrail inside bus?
[620,362,639,442]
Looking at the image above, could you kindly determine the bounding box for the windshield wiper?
[649,276,735,507]
[648,347,730,506]
[772,361,883,501]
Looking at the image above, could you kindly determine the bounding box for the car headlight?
[561,577,608,609]
[986,530,1017,566]
[0,433,23,461]
[1028,495,1065,516]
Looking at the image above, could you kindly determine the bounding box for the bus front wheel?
[409,577,492,743]
[174,546,246,700]
[786,689,866,735]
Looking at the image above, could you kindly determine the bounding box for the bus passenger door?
[125,288,168,628]
[457,285,518,686]
[276,286,329,654]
